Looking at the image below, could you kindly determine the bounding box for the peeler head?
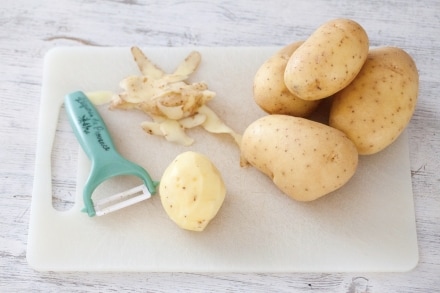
[82,161,159,217]
[93,184,152,216]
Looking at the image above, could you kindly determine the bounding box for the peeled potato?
[240,115,358,201]
[160,151,226,231]
[329,47,419,155]
[253,41,320,117]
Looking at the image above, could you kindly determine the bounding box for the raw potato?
[160,151,226,231]
[253,41,320,117]
[329,47,419,155]
[241,115,358,201]
[284,18,369,101]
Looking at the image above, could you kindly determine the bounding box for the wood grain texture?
[1,0,439,292]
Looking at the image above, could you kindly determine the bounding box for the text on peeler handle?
[74,95,112,152]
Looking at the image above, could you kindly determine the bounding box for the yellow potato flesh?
[160,151,226,231]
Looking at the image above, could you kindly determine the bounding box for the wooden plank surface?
[1,0,439,292]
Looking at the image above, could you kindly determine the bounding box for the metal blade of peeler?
[94,184,152,216]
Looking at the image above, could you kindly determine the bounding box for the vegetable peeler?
[64,91,158,217]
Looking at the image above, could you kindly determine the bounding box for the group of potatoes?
[241,18,419,202]
[151,18,419,232]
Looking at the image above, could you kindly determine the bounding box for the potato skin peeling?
[240,115,358,201]
[160,151,226,231]
[110,47,240,147]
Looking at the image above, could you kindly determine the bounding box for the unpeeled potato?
[284,18,369,101]
[240,115,358,201]
[329,47,419,155]
[253,42,320,117]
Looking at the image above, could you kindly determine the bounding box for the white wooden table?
[1,0,439,291]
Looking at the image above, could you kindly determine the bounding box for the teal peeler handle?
[64,91,158,216]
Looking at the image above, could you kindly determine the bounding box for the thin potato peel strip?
[131,46,165,79]
[110,47,240,146]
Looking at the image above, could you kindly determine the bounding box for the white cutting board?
[27,47,418,272]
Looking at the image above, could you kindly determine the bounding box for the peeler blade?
[94,184,152,216]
